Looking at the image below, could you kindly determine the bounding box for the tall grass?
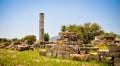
[0,48,110,66]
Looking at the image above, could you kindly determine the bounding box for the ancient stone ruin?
[39,33,120,66]
[91,36,120,66]
[39,32,99,60]
[98,39,120,66]
[46,32,79,59]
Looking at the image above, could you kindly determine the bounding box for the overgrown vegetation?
[0,48,110,66]
[20,35,36,42]
[44,33,50,42]
[61,22,117,44]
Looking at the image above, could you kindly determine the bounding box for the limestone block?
[70,54,89,61]
[89,53,98,60]
[108,44,120,52]
[114,57,120,63]
[53,50,57,57]
[16,44,30,51]
[24,40,34,45]
[62,51,70,59]
[39,50,46,56]
[46,50,53,57]
[46,44,54,49]
[109,52,120,57]
[114,57,120,66]
[57,51,62,58]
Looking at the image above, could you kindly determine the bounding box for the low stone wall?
[98,44,120,66]
[45,44,79,59]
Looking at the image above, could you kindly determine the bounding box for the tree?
[12,38,18,41]
[20,35,36,42]
[44,33,50,42]
[67,24,77,32]
[61,25,67,32]
[1,38,8,42]
[102,32,117,37]
[62,22,104,44]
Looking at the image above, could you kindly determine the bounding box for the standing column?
[39,13,44,42]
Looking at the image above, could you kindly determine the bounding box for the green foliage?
[63,22,104,44]
[44,33,50,41]
[20,35,36,42]
[0,38,9,42]
[0,49,110,66]
[101,32,117,37]
[11,38,18,41]
[61,25,67,32]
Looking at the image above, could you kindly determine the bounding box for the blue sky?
[0,0,120,39]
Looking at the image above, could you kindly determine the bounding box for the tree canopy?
[20,35,36,42]
[61,22,104,44]
[44,33,50,42]
[61,25,67,32]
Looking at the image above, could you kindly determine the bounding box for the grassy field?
[0,48,110,66]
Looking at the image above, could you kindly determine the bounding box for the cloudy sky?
[0,0,120,39]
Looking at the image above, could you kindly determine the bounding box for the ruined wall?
[45,32,79,59]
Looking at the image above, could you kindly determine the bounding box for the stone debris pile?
[97,37,120,66]
[0,40,34,51]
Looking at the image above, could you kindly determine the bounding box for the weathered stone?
[114,57,120,66]
[46,44,54,49]
[24,40,34,45]
[61,51,70,59]
[79,47,99,51]
[98,50,109,57]
[12,41,21,45]
[53,50,57,57]
[46,50,53,57]
[70,54,89,61]
[39,50,46,56]
[109,52,120,57]
[108,44,120,52]
[89,53,98,60]
[16,44,33,51]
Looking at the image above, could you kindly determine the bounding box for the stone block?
[109,52,120,57]
[46,44,54,49]
[70,54,89,61]
[89,53,98,60]
[46,50,53,57]
[62,51,70,59]
[53,50,57,57]
[108,44,120,52]
[57,51,62,58]
[39,50,46,56]
[114,57,120,63]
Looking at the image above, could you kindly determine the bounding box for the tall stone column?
[39,13,44,42]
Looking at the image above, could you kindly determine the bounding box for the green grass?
[0,48,110,66]
[99,45,108,50]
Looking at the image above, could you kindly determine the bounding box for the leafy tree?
[44,33,50,42]
[61,25,67,32]
[62,22,104,44]
[1,38,8,42]
[12,38,18,41]
[101,32,117,37]
[20,35,36,42]
[67,24,77,32]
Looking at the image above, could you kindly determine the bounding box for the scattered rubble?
[0,40,34,51]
